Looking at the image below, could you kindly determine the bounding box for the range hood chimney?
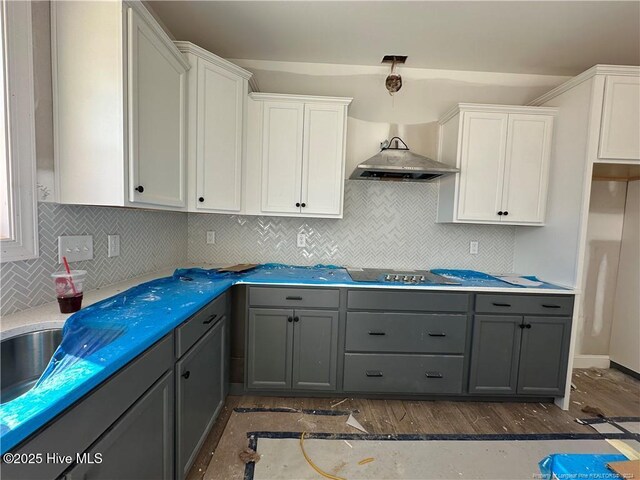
[349,137,459,182]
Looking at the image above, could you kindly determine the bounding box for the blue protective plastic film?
[538,453,628,479]
[0,264,568,453]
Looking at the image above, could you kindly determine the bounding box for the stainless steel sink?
[1,328,63,404]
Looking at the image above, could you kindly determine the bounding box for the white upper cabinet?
[52,1,189,210]
[176,42,251,213]
[245,93,352,218]
[437,104,556,225]
[598,75,640,162]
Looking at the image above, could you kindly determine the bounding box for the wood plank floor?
[186,368,640,479]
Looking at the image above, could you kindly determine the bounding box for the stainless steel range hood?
[349,137,459,182]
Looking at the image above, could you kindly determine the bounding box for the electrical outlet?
[206,231,216,245]
[58,235,93,263]
[107,234,120,258]
[297,233,306,248]
[469,241,479,255]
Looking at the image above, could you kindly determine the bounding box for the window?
[1,0,38,262]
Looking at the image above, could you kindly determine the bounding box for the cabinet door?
[247,308,294,389]
[128,7,186,207]
[468,315,522,394]
[176,318,225,479]
[292,310,339,390]
[517,316,571,396]
[261,102,304,213]
[599,75,640,161]
[300,104,346,216]
[501,114,553,223]
[196,59,246,212]
[65,370,174,480]
[457,112,508,221]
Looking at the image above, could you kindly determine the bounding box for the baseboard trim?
[573,354,610,369]
[610,361,640,380]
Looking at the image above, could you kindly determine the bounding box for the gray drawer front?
[347,290,469,312]
[176,292,227,358]
[475,294,573,315]
[249,287,339,309]
[346,313,467,354]
[343,353,464,394]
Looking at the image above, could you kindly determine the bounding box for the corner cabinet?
[597,75,640,162]
[244,94,352,218]
[52,1,188,210]
[176,42,252,213]
[437,104,556,225]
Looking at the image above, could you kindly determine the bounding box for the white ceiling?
[148,1,640,75]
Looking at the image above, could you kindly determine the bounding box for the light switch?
[108,235,120,258]
[58,235,93,263]
[206,231,215,245]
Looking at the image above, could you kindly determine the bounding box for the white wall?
[577,180,627,357]
[609,180,640,373]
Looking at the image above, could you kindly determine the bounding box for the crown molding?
[249,92,352,105]
[529,64,640,106]
[438,103,558,124]
[174,41,252,80]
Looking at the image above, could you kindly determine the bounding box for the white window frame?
[1,0,38,263]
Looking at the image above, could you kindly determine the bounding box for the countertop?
[0,264,572,453]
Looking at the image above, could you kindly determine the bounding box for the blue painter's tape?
[0,264,568,453]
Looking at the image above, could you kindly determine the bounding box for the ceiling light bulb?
[385,60,402,96]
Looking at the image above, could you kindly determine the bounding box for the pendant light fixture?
[382,55,407,96]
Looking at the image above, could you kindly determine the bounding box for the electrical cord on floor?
[299,432,347,480]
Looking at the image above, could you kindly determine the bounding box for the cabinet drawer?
[347,290,469,312]
[176,292,227,358]
[475,294,573,315]
[343,353,464,394]
[346,313,467,354]
[249,287,339,309]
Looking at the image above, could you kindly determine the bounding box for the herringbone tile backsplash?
[189,181,515,271]
[1,203,187,316]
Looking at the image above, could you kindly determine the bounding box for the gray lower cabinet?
[176,316,227,480]
[468,315,522,394]
[247,307,338,391]
[468,314,571,396]
[64,370,174,480]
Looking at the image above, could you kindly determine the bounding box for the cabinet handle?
[425,372,443,379]
[365,370,383,377]
[503,211,509,216]
[198,197,205,203]
[525,324,532,329]
[368,331,386,336]
[296,202,301,207]
[182,371,190,379]
[492,302,511,307]
[135,185,144,193]
[293,316,300,322]
[286,296,303,300]
[519,324,526,329]
[203,314,217,325]
[542,304,561,309]
[301,203,306,208]
[428,332,446,337]
[287,316,293,323]
[497,211,503,216]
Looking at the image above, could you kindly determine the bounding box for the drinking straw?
[62,256,78,295]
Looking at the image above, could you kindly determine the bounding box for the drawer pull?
[286,296,303,300]
[542,304,561,309]
[425,372,443,379]
[428,332,446,337]
[182,371,191,379]
[365,370,383,377]
[203,314,218,325]
[492,302,512,307]
[368,331,386,336]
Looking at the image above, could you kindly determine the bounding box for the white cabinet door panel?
[457,112,508,221]
[598,75,640,161]
[261,102,304,213]
[196,59,245,211]
[128,8,186,207]
[501,114,553,223]
[301,104,345,216]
